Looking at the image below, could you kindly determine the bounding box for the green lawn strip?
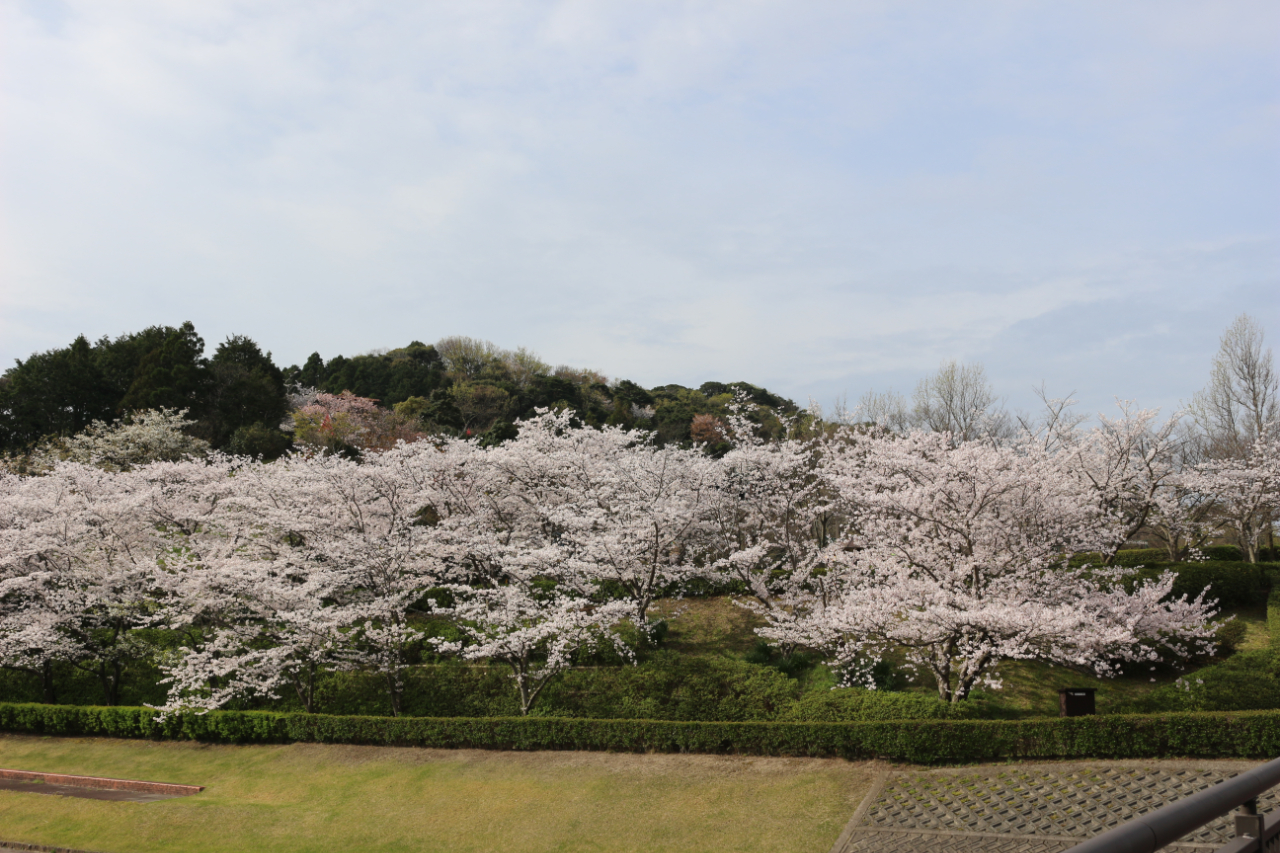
[0,735,873,853]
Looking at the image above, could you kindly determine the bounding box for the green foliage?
[5,328,802,452]
[296,343,446,407]
[1268,584,1280,665]
[6,702,1280,763]
[1140,561,1269,609]
[227,422,293,460]
[204,335,288,447]
[778,689,1005,722]
[118,322,210,414]
[546,653,801,722]
[0,322,295,454]
[1112,548,1170,567]
[1069,555,1270,609]
[1213,617,1248,658]
[1124,650,1280,713]
[0,335,116,449]
[0,657,168,708]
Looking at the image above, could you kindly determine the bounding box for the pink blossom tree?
[1178,435,1280,563]
[1055,402,1184,561]
[521,412,717,629]
[433,587,631,715]
[704,400,841,655]
[0,460,232,705]
[789,429,1217,702]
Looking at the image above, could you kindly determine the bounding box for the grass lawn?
[0,735,876,853]
[651,596,768,657]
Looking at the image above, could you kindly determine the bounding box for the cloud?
[1,0,1276,416]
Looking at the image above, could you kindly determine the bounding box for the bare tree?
[1191,314,1278,456]
[911,360,1010,443]
[855,388,911,432]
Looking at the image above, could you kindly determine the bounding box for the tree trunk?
[384,671,402,717]
[41,660,57,705]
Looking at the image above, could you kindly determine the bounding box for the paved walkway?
[830,760,1273,853]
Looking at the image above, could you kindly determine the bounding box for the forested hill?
[0,322,798,455]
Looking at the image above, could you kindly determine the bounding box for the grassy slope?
[0,735,874,853]
[655,596,1271,716]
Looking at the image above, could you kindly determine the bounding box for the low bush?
[1270,586,1280,655]
[539,652,802,721]
[5,702,1280,764]
[267,653,804,721]
[1094,561,1269,610]
[1153,561,1269,609]
[1120,650,1280,714]
[1212,617,1248,658]
[778,688,1013,722]
[1067,554,1268,609]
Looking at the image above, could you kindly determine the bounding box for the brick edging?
[0,768,202,796]
[0,841,108,853]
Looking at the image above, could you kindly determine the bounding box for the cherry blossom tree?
[704,400,842,656]
[788,429,1217,703]
[4,408,210,475]
[0,462,191,705]
[490,411,717,629]
[1178,435,1280,563]
[1147,477,1223,562]
[1056,402,1184,561]
[148,444,450,716]
[434,586,631,715]
[388,415,639,712]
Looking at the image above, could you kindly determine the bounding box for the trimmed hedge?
[1270,585,1280,659]
[4,702,1280,764]
[778,688,1009,722]
[1150,561,1270,609]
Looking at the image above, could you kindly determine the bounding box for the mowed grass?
[0,735,875,853]
[651,596,768,656]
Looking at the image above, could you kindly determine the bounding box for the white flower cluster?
[1,401,1272,715]
[28,408,209,473]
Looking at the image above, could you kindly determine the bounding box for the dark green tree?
[205,335,289,448]
[296,352,327,388]
[118,321,209,415]
[0,335,115,449]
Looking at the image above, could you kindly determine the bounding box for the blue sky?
[2,1,1277,420]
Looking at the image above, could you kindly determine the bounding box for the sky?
[2,0,1277,420]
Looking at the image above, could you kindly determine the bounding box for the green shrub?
[778,689,1005,722]
[1121,561,1268,609]
[538,652,801,721]
[1122,651,1280,714]
[1113,548,1172,567]
[1269,585,1280,667]
[6,702,1280,763]
[1070,549,1167,568]
[1204,545,1244,562]
[1212,618,1248,658]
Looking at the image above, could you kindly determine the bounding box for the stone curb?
[0,842,107,853]
[0,768,202,797]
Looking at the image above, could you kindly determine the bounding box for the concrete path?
[829,759,1273,853]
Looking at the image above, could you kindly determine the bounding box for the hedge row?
[1270,584,1280,659]
[1146,561,1271,609]
[4,702,1280,764]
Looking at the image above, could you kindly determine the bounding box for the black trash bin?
[1059,688,1096,717]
